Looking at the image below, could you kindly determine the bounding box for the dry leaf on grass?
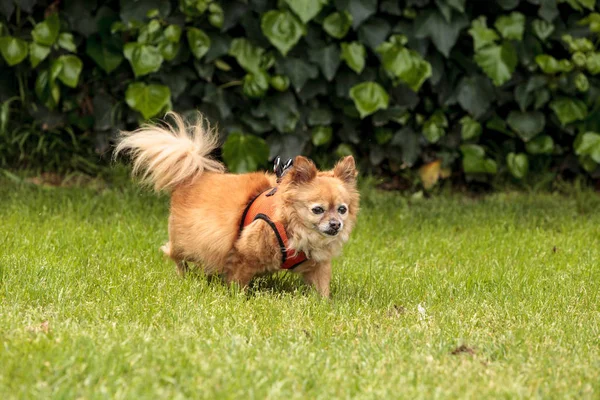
[27,320,50,334]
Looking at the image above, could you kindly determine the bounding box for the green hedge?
[1,0,600,185]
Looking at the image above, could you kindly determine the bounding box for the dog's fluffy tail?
[114,112,225,191]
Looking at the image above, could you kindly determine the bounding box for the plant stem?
[218,80,243,89]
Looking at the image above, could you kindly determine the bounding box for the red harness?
[239,188,307,270]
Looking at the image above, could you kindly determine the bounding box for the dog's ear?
[333,156,357,184]
[287,156,317,184]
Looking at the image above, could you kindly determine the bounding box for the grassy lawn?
[1,177,599,399]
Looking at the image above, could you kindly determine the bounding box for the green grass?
[1,178,599,399]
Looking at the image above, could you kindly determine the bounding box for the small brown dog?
[115,112,359,297]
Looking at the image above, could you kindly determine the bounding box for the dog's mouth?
[322,228,340,237]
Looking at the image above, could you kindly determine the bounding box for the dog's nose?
[329,220,341,231]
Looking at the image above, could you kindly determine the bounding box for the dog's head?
[278,156,360,257]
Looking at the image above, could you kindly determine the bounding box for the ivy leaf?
[526,75,548,92]
[307,109,332,127]
[268,134,308,160]
[446,0,465,12]
[435,0,453,23]
[415,9,469,57]
[309,44,341,81]
[260,92,300,133]
[50,58,63,81]
[486,116,513,136]
[86,35,124,74]
[461,144,497,174]
[494,12,525,41]
[54,55,83,88]
[0,36,28,66]
[209,10,224,29]
[261,10,305,56]
[357,17,391,50]
[260,52,276,70]
[380,0,401,15]
[516,35,540,68]
[348,0,377,29]
[158,66,195,100]
[242,69,269,99]
[340,42,365,74]
[377,35,432,92]
[474,42,517,86]
[532,19,554,41]
[229,38,265,73]
[349,82,389,118]
[574,73,589,92]
[312,126,333,146]
[285,0,327,23]
[222,132,269,172]
[159,41,180,61]
[574,132,600,163]
[57,33,77,52]
[390,127,420,166]
[550,98,587,126]
[35,69,61,109]
[124,43,163,77]
[322,11,353,39]
[586,53,600,75]
[514,84,532,111]
[0,1,14,19]
[187,28,211,59]
[507,152,529,179]
[179,0,209,16]
[125,82,171,119]
[574,0,595,10]
[164,25,182,43]
[468,17,500,51]
[562,34,594,53]
[373,106,408,126]
[241,114,272,134]
[572,49,588,67]
[460,116,482,140]
[526,135,554,154]
[539,0,559,22]
[139,20,163,42]
[270,75,290,91]
[335,143,354,158]
[29,42,51,68]
[579,12,600,33]
[497,0,519,10]
[507,111,545,141]
[456,75,495,118]
[423,111,448,143]
[375,128,393,144]
[277,57,318,92]
[535,54,572,74]
[31,14,60,46]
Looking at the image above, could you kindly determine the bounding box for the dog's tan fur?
[115,112,359,297]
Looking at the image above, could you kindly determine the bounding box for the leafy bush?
[1,0,600,185]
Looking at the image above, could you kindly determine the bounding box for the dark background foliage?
[1,0,600,188]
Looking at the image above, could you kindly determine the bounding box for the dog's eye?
[311,206,325,214]
[338,205,347,215]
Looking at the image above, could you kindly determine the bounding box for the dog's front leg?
[226,220,279,289]
[224,258,255,289]
[302,261,332,297]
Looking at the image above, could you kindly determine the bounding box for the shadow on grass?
[182,263,308,298]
